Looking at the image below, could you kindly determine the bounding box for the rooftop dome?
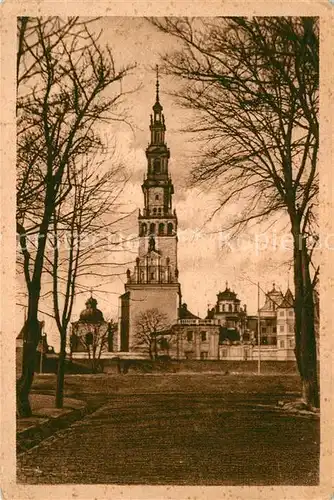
[217,282,239,301]
[79,296,104,323]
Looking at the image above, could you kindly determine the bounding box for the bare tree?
[16,16,135,416]
[42,152,130,408]
[150,17,319,407]
[134,308,171,360]
[71,318,116,374]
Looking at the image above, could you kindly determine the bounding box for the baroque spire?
[156,64,160,103]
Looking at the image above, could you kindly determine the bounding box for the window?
[279,340,285,348]
[153,208,157,214]
[235,304,238,312]
[150,272,155,280]
[155,194,159,200]
[187,331,193,342]
[150,223,155,234]
[167,222,173,235]
[261,327,267,334]
[158,223,164,235]
[229,304,232,312]
[153,158,161,174]
[288,324,294,333]
[201,332,207,342]
[222,304,225,312]
[219,304,223,313]
[289,339,294,348]
[280,325,284,333]
[273,326,277,334]
[141,223,147,236]
[200,352,208,360]
[289,310,294,316]
[158,207,161,214]
[279,310,284,316]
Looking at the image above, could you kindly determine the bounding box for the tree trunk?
[55,331,66,409]
[293,227,319,408]
[153,335,158,360]
[17,205,53,417]
[16,316,40,417]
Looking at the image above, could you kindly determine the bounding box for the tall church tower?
[119,68,182,352]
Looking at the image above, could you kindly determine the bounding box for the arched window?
[167,222,173,235]
[155,194,159,200]
[141,223,147,236]
[153,158,161,174]
[158,223,164,235]
[150,223,156,234]
[229,304,232,312]
[158,207,161,214]
[153,208,157,215]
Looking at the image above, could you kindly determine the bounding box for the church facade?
[119,73,182,352]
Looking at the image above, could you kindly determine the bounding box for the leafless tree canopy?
[134,308,171,359]
[71,319,115,373]
[16,16,136,416]
[150,17,318,239]
[150,16,319,408]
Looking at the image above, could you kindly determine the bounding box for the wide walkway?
[17,375,319,485]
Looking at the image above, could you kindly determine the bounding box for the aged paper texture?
[1,1,333,499]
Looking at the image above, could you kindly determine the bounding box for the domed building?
[79,296,105,324]
[206,282,247,342]
[70,295,116,356]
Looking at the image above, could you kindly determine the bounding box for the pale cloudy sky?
[17,17,295,350]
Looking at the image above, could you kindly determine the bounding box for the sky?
[16,17,295,350]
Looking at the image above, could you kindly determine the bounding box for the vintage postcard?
[1,1,333,499]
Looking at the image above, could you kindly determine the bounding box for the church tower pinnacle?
[132,68,178,282]
[120,70,181,352]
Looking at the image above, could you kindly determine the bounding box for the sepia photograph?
[1,5,333,498]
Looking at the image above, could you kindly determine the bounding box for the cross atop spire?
[156,64,160,103]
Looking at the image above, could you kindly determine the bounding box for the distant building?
[70,296,116,358]
[257,283,284,346]
[206,283,247,342]
[218,285,296,361]
[170,304,220,360]
[276,288,295,360]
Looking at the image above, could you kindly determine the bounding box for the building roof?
[179,303,200,320]
[79,296,104,323]
[260,283,284,312]
[217,282,240,302]
[278,288,294,308]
